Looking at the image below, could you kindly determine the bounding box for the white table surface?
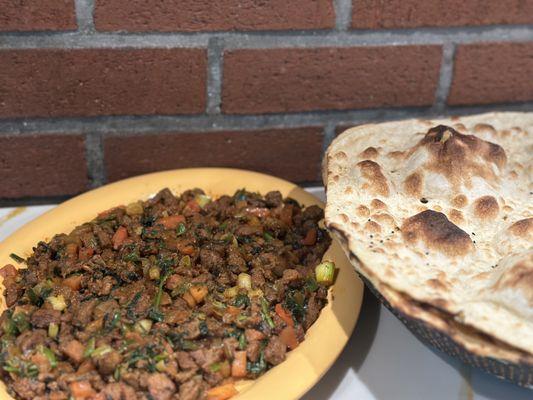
[0,188,531,400]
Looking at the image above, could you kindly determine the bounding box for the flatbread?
[323,112,533,355]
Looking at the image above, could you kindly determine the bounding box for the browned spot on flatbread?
[404,172,423,198]
[473,123,496,135]
[344,186,353,194]
[426,278,449,291]
[340,214,349,223]
[388,150,406,159]
[356,160,390,197]
[370,199,387,210]
[364,221,381,233]
[371,213,395,226]
[473,196,499,220]
[448,209,464,225]
[334,151,347,159]
[451,194,468,208]
[401,210,473,257]
[412,125,507,191]
[359,147,379,159]
[508,218,533,238]
[356,205,370,217]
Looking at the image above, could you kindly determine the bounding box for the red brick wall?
[0,0,532,201]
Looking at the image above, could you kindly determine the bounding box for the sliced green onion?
[134,319,153,334]
[47,295,67,311]
[263,232,274,242]
[148,266,160,280]
[260,298,275,329]
[84,337,95,358]
[92,345,112,358]
[195,194,211,208]
[9,253,24,264]
[155,360,166,372]
[40,346,57,369]
[237,273,252,290]
[224,286,239,299]
[179,255,191,268]
[315,261,335,286]
[48,322,59,339]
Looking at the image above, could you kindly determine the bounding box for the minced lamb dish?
[0,188,335,400]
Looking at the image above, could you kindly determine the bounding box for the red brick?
[104,128,324,183]
[352,0,533,29]
[222,46,442,114]
[0,0,76,32]
[0,49,206,119]
[94,0,334,32]
[0,135,88,198]
[448,42,533,106]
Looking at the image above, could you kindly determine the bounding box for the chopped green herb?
[260,298,275,329]
[127,292,142,320]
[233,293,250,308]
[9,253,24,264]
[199,321,209,337]
[3,358,39,378]
[12,313,29,333]
[104,310,121,332]
[247,351,266,374]
[176,223,187,236]
[148,308,164,323]
[304,277,319,292]
[263,232,274,242]
[209,362,221,373]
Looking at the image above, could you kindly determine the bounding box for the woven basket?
[360,274,533,388]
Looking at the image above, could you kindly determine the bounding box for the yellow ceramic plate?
[0,168,363,400]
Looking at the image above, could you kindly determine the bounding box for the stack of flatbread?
[323,112,533,368]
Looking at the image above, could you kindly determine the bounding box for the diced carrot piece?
[301,228,317,246]
[112,226,128,250]
[63,275,82,291]
[178,244,195,255]
[231,351,247,378]
[69,381,96,399]
[182,292,196,308]
[185,200,201,213]
[189,285,209,303]
[280,205,293,226]
[279,326,299,350]
[157,214,185,229]
[78,247,94,261]
[0,264,17,279]
[206,383,238,400]
[275,304,294,327]
[226,306,241,317]
[245,329,265,342]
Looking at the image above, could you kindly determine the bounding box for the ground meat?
[176,351,198,370]
[178,376,203,400]
[60,339,85,364]
[30,308,61,328]
[0,188,332,400]
[12,378,46,399]
[264,336,287,366]
[15,329,47,353]
[199,248,224,272]
[304,292,323,330]
[147,373,176,400]
[101,383,137,400]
